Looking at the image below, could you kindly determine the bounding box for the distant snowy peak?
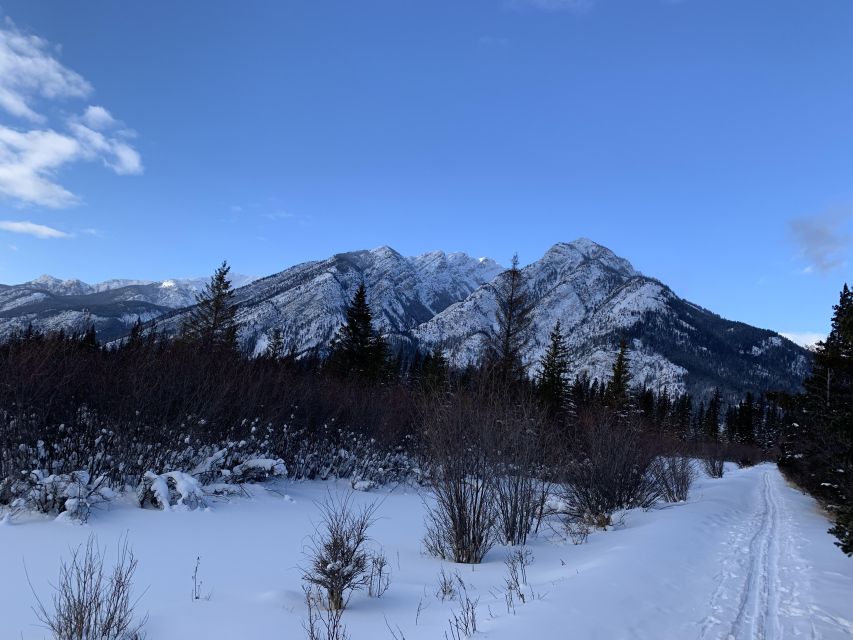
[412,239,807,399]
[539,239,639,278]
[203,246,507,357]
[18,274,257,295]
[25,275,92,296]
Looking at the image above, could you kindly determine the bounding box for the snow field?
[1,464,851,639]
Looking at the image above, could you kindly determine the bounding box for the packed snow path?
[1,464,851,639]
[700,468,851,640]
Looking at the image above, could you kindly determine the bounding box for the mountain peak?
[542,239,638,277]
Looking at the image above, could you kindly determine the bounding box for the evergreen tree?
[264,328,285,360]
[79,323,99,350]
[673,393,693,440]
[604,339,631,413]
[568,371,592,422]
[806,283,853,419]
[484,254,534,385]
[704,387,723,441]
[537,320,570,417]
[655,387,671,432]
[724,405,737,443]
[327,282,389,382]
[181,261,238,351]
[637,386,655,423]
[420,346,449,389]
[694,400,706,441]
[789,283,853,554]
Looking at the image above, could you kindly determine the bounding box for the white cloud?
[0,17,91,122]
[780,332,825,349]
[0,219,69,238]
[0,125,80,207]
[68,122,143,175]
[80,105,117,130]
[0,18,142,208]
[789,209,852,274]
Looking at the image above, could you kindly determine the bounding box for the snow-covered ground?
[1,464,851,639]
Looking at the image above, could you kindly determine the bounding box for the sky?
[0,1,851,344]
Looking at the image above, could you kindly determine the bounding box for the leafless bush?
[444,576,478,640]
[421,386,499,564]
[367,550,391,598]
[302,493,379,610]
[651,454,696,503]
[702,443,726,478]
[29,534,147,640]
[503,547,533,611]
[493,393,549,546]
[435,567,458,601]
[562,515,590,545]
[302,585,350,640]
[559,408,659,527]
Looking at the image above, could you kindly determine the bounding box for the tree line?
[2,258,846,552]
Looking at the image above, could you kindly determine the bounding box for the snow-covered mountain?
[152,247,504,356]
[0,274,257,340]
[0,240,809,399]
[413,239,810,399]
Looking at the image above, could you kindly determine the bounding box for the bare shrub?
[29,534,147,640]
[421,385,498,564]
[503,547,534,611]
[562,515,590,545]
[302,493,379,611]
[302,585,350,640]
[493,393,549,546]
[559,407,659,527]
[445,575,478,640]
[435,567,457,601]
[651,454,696,503]
[702,443,726,478]
[367,550,391,598]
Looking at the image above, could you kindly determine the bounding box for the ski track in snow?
[701,469,852,640]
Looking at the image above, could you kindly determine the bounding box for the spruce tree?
[795,283,853,554]
[265,327,285,360]
[484,254,534,385]
[327,282,389,382]
[704,387,723,442]
[537,320,570,417]
[604,338,631,413]
[181,261,238,351]
[420,346,449,389]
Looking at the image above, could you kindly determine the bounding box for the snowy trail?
[700,468,851,640]
[1,464,851,639]
[701,470,784,640]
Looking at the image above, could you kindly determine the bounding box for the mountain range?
[0,240,809,400]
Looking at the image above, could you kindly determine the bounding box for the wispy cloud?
[780,331,825,349]
[0,219,69,238]
[0,18,142,208]
[0,16,91,123]
[788,208,852,274]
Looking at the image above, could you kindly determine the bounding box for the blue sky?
[0,0,851,343]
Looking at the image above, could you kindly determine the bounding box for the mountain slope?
[412,240,808,399]
[0,274,256,342]
[0,240,809,399]
[152,246,503,356]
